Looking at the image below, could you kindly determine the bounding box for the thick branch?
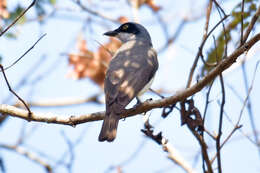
[163,141,197,173]
[0,33,260,126]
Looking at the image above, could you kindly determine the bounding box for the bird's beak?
[103,29,118,37]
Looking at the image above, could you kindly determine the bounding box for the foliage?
[202,0,258,76]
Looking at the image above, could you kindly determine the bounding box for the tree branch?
[0,144,52,173]
[216,74,225,173]
[242,4,260,44]
[141,114,196,173]
[186,15,229,88]
[0,0,37,37]
[0,33,260,126]
[73,0,119,24]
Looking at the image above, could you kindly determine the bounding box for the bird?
[98,22,159,142]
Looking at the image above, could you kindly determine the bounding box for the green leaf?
[201,0,258,76]
[249,3,257,11]
[9,6,27,24]
[5,32,17,39]
[9,6,23,20]
[49,0,56,5]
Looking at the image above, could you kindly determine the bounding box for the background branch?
[0,144,52,173]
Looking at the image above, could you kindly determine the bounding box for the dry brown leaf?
[135,0,161,12]
[0,0,9,19]
[118,16,129,24]
[146,0,161,12]
[67,36,121,88]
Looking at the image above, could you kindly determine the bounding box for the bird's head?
[103,22,152,44]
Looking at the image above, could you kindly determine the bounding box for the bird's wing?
[104,43,158,114]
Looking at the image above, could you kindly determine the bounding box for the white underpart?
[137,76,154,97]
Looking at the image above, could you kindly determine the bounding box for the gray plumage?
[98,22,158,142]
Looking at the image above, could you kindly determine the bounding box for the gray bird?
[98,22,158,142]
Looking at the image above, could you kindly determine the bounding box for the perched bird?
[98,22,159,142]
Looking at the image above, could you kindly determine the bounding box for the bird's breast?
[137,76,154,97]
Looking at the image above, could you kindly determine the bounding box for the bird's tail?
[98,112,120,142]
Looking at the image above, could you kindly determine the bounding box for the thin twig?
[241,58,260,156]
[16,123,27,145]
[0,34,46,118]
[211,124,242,164]
[158,19,187,53]
[0,65,31,116]
[211,61,260,163]
[94,40,113,57]
[203,0,213,39]
[240,60,259,125]
[240,0,245,46]
[216,74,225,173]
[54,127,88,168]
[242,4,260,44]
[60,131,75,173]
[155,12,169,53]
[218,102,256,145]
[186,15,229,88]
[0,0,37,37]
[118,139,147,167]
[202,80,215,171]
[73,0,119,24]
[3,34,47,71]
[149,88,164,98]
[215,2,228,58]
[202,80,214,122]
[212,0,227,17]
[3,55,46,103]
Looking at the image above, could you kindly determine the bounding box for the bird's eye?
[122,25,129,30]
